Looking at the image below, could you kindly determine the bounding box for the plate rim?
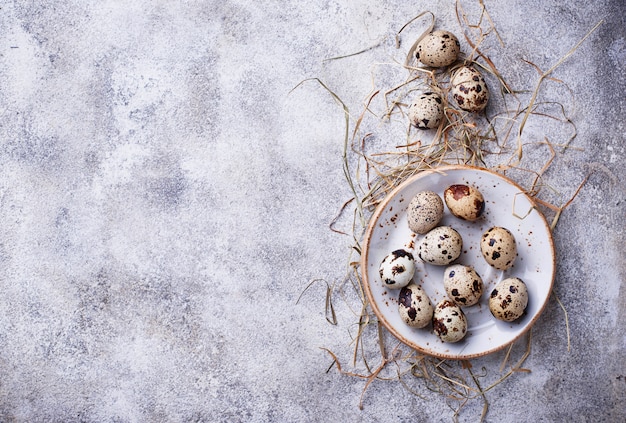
[360,164,556,360]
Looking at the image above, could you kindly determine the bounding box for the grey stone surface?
[0,1,624,422]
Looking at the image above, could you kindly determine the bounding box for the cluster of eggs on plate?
[407,30,490,131]
[378,184,529,343]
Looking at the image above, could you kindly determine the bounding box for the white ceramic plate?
[361,165,555,359]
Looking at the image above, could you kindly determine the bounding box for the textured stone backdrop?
[0,1,624,422]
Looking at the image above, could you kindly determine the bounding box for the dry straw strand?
[511,19,603,165]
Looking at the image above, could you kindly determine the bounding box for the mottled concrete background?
[0,1,624,422]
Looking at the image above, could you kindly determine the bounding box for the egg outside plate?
[361,165,556,360]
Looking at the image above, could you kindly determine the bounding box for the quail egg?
[416,30,460,67]
[443,264,484,307]
[407,190,444,234]
[418,226,463,266]
[444,184,485,221]
[489,277,528,322]
[432,299,467,343]
[408,92,444,130]
[480,227,517,270]
[379,249,416,289]
[398,283,433,328]
[451,66,490,112]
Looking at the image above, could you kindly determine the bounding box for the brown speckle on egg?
[398,284,434,328]
[433,299,467,342]
[379,249,416,289]
[418,226,463,266]
[407,191,444,234]
[443,264,484,307]
[480,227,517,270]
[416,30,460,67]
[489,278,528,322]
[451,66,490,112]
[408,92,444,130]
[444,184,485,221]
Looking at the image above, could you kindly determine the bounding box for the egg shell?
[432,299,467,343]
[408,92,444,130]
[451,66,490,112]
[398,283,433,328]
[418,226,463,266]
[489,277,528,322]
[416,30,460,67]
[480,226,517,270]
[444,184,485,221]
[379,249,416,289]
[443,264,484,307]
[407,191,444,234]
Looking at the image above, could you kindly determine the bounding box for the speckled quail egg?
[433,299,467,343]
[416,30,460,68]
[444,184,485,221]
[379,249,416,289]
[407,191,444,234]
[443,264,484,307]
[489,277,528,322]
[451,66,490,112]
[480,227,517,270]
[398,283,433,328]
[408,92,444,130]
[418,226,463,266]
